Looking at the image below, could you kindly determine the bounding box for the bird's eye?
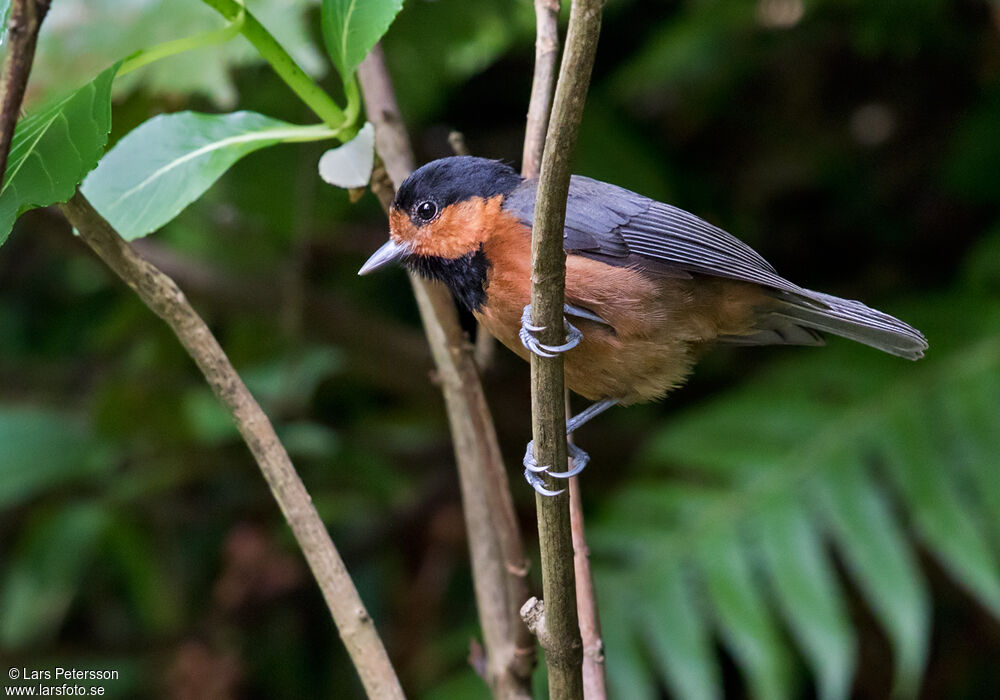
[415,201,438,221]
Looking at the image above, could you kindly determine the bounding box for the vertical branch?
[524,2,606,695]
[522,0,561,180]
[58,194,404,700]
[527,0,604,697]
[0,0,51,189]
[359,44,536,700]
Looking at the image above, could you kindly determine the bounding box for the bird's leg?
[519,304,585,358]
[522,398,619,495]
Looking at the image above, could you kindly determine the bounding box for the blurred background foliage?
[2,0,999,697]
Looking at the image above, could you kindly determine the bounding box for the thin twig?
[0,0,51,190]
[569,476,606,697]
[526,0,604,697]
[445,129,497,371]
[359,44,536,700]
[522,0,561,180]
[57,192,405,700]
[443,128,499,372]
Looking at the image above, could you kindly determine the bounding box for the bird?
[359,156,928,495]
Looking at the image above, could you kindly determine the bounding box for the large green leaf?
[321,0,404,79]
[755,501,854,700]
[814,454,929,695]
[81,111,334,240]
[29,0,324,107]
[639,564,719,700]
[697,531,792,700]
[0,63,118,246]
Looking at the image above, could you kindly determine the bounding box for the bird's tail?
[768,289,928,360]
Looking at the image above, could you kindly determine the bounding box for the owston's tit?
[360,156,928,495]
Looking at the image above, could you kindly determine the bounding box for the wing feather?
[502,175,928,359]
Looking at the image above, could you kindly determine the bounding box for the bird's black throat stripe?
[407,246,491,312]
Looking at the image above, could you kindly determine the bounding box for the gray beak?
[358,239,409,275]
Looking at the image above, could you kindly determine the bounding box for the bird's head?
[358,156,522,276]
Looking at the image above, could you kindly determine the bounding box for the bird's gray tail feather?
[767,290,928,360]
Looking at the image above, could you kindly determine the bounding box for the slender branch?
[0,0,50,190]
[569,477,606,697]
[446,129,499,372]
[524,2,605,693]
[527,0,604,697]
[359,44,536,700]
[57,192,404,700]
[199,0,346,129]
[522,0,560,180]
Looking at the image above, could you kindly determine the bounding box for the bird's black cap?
[392,156,522,214]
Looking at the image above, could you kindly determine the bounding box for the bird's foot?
[519,304,584,358]
[522,440,591,496]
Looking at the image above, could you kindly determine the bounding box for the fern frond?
[592,294,1000,699]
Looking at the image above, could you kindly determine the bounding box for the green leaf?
[697,530,792,700]
[321,0,404,79]
[0,63,118,246]
[30,0,325,107]
[599,575,659,700]
[940,369,1000,547]
[81,111,335,240]
[755,501,855,700]
[0,503,111,647]
[879,401,1000,617]
[814,454,929,696]
[0,407,112,511]
[639,564,721,700]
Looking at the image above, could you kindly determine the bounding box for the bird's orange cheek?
[388,209,418,247]
[389,196,505,259]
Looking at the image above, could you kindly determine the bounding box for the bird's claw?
[519,305,583,358]
[548,444,590,478]
[524,469,565,497]
[522,439,591,496]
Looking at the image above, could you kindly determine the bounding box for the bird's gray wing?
[502,175,927,359]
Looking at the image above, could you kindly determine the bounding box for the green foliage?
[0,63,118,245]
[29,0,325,107]
[82,111,336,240]
[592,285,1000,698]
[321,0,404,79]
[0,407,114,511]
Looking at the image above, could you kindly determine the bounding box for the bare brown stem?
[0,0,51,190]
[569,477,606,698]
[445,129,498,372]
[359,44,536,700]
[522,0,561,180]
[530,0,604,688]
[57,192,404,700]
[527,0,604,697]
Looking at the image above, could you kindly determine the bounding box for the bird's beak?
[358,239,410,275]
